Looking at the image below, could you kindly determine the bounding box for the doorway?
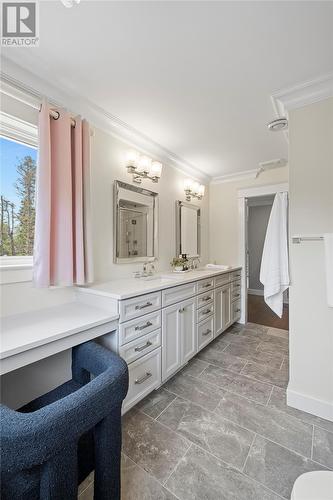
[238,182,289,327]
[246,195,289,329]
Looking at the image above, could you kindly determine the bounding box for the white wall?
[287,97,333,420]
[248,202,272,291]
[209,168,289,267]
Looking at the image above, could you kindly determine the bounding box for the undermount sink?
[142,275,179,283]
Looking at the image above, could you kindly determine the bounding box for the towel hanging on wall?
[260,192,289,317]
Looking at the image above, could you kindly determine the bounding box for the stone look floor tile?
[206,338,230,352]
[200,364,273,404]
[216,391,313,457]
[266,327,289,339]
[181,357,211,377]
[224,342,284,369]
[197,345,247,372]
[157,397,255,469]
[257,341,289,357]
[78,472,94,495]
[312,427,333,469]
[166,444,281,500]
[268,386,333,434]
[122,409,190,483]
[121,454,177,500]
[164,372,224,411]
[243,435,327,499]
[137,388,176,419]
[241,361,289,389]
[78,482,93,500]
[219,331,262,348]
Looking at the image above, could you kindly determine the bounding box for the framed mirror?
[175,200,201,258]
[114,181,158,263]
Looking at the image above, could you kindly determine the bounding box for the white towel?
[260,192,290,317]
[206,264,230,270]
[324,233,333,307]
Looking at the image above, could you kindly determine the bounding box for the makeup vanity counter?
[0,302,119,375]
[77,266,242,412]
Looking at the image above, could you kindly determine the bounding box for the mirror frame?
[175,200,201,258]
[114,180,159,264]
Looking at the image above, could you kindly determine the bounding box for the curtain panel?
[33,100,93,287]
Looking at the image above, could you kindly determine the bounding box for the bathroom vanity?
[77,266,241,412]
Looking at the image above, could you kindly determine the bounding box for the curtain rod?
[1,76,76,127]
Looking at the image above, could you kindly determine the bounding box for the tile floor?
[78,323,333,500]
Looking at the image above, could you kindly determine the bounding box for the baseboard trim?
[248,288,264,296]
[287,386,333,422]
[248,288,289,304]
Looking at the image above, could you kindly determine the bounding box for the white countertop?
[78,266,242,300]
[0,302,119,361]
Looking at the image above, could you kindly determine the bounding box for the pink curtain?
[33,100,93,287]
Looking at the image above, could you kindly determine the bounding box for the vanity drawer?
[231,270,242,282]
[162,282,197,308]
[123,347,161,413]
[119,329,161,364]
[119,291,161,323]
[198,316,214,351]
[197,290,214,309]
[119,310,161,345]
[197,278,214,294]
[231,280,241,301]
[214,273,230,287]
[232,299,241,322]
[197,302,214,323]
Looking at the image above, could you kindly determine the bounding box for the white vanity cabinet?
[162,297,196,381]
[78,267,242,413]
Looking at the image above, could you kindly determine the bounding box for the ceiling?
[2,1,333,179]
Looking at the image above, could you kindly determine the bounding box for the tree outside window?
[0,136,37,257]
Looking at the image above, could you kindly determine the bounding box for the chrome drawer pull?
[203,283,211,288]
[203,308,212,315]
[135,372,152,385]
[135,301,153,310]
[234,293,240,298]
[135,321,153,331]
[202,329,211,336]
[135,341,153,352]
[235,308,241,313]
[203,296,212,302]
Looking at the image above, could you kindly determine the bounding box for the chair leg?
[40,442,78,500]
[93,408,122,500]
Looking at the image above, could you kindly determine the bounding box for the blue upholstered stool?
[0,341,129,500]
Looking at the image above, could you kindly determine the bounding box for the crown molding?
[272,72,333,116]
[0,56,210,183]
[210,168,258,185]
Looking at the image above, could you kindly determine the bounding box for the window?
[0,112,38,268]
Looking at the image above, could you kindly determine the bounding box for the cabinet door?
[162,302,182,381]
[181,298,197,364]
[214,286,223,337]
[221,284,232,331]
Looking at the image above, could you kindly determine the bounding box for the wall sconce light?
[125,150,163,184]
[184,179,205,201]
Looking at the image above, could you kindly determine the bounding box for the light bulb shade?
[150,161,163,178]
[137,155,151,173]
[184,178,193,191]
[198,184,205,197]
[192,182,200,195]
[125,150,139,168]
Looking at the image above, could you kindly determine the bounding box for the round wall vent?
[267,117,288,131]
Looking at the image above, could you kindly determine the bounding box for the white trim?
[211,168,258,185]
[238,182,289,199]
[0,257,33,284]
[287,386,333,422]
[0,111,38,147]
[272,72,333,115]
[238,182,289,324]
[248,288,264,296]
[1,57,210,183]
